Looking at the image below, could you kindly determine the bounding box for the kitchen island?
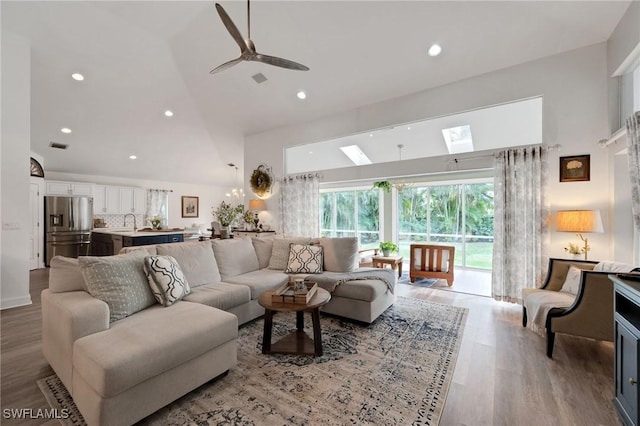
[90,228,184,256]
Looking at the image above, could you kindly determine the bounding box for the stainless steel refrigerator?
[45,196,93,266]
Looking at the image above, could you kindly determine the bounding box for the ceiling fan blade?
[210,57,243,74]
[215,3,247,52]
[255,53,310,71]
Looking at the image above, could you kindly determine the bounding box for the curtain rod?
[148,188,173,192]
[450,144,561,163]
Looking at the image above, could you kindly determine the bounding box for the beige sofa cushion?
[223,269,289,299]
[49,256,86,293]
[268,238,319,270]
[157,241,221,287]
[73,302,237,398]
[183,282,251,310]
[252,238,273,269]
[79,250,156,323]
[321,237,359,273]
[211,238,260,279]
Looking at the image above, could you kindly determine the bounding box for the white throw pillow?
[560,265,582,295]
[285,244,324,274]
[593,261,635,273]
[143,255,191,307]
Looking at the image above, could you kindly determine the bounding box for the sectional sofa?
[41,236,396,425]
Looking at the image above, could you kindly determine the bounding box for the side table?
[372,255,404,278]
[258,287,331,356]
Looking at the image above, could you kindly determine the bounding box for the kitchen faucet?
[123,213,137,231]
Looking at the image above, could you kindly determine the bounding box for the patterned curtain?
[627,111,640,231]
[279,174,320,237]
[492,145,549,303]
[145,189,170,227]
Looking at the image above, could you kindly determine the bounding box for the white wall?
[1,31,32,309]
[246,43,614,261]
[45,171,235,230]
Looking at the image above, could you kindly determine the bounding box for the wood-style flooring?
[1,269,621,425]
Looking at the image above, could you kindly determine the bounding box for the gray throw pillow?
[79,250,156,323]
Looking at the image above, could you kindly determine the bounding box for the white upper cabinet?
[88,183,148,215]
[46,180,93,196]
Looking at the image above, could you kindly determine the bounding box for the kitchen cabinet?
[611,275,640,426]
[91,230,184,255]
[120,187,146,214]
[93,185,145,215]
[46,180,93,196]
[122,233,183,247]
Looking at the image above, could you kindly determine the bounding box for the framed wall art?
[181,196,199,218]
[559,155,590,182]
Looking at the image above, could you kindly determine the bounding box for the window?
[397,181,493,269]
[320,188,380,248]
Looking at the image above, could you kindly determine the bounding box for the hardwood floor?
[1,269,621,425]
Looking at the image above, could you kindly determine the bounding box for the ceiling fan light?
[428,44,442,57]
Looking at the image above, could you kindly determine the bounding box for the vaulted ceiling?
[2,1,631,187]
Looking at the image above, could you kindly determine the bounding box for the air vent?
[49,142,69,150]
[251,73,267,84]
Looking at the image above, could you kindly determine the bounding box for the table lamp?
[556,210,603,260]
[248,199,267,230]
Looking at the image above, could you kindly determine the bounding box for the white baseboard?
[0,295,32,310]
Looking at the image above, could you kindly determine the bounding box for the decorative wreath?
[250,164,274,197]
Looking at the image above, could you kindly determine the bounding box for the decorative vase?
[220,227,231,239]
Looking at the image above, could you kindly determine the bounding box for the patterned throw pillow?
[143,256,191,306]
[285,244,324,274]
[79,250,156,323]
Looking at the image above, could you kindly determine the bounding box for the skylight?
[340,145,372,165]
[441,125,474,154]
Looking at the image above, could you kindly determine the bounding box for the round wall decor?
[250,164,274,197]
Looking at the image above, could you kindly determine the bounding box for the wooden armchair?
[522,258,633,358]
[409,244,455,286]
[358,247,379,267]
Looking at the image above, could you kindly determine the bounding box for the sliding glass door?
[397,181,493,269]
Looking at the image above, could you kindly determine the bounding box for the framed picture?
[181,196,199,218]
[559,155,590,182]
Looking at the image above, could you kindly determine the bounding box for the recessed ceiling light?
[71,73,84,81]
[369,134,373,137]
[129,155,137,160]
[407,126,411,130]
[427,44,442,57]
[296,90,306,100]
[164,110,174,117]
[60,128,72,134]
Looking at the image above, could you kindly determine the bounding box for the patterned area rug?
[398,271,439,287]
[38,296,467,425]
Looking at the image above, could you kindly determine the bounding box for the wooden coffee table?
[372,255,404,278]
[258,287,331,357]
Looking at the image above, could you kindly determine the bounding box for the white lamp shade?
[556,210,603,233]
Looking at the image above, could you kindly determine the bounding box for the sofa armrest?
[548,271,614,341]
[42,289,110,395]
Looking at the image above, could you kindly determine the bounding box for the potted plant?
[212,202,244,238]
[379,241,399,257]
[372,181,392,193]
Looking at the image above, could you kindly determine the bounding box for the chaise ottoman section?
[72,301,237,425]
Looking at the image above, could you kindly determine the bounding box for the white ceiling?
[2,1,631,187]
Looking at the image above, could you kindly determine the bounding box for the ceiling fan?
[211,0,310,75]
